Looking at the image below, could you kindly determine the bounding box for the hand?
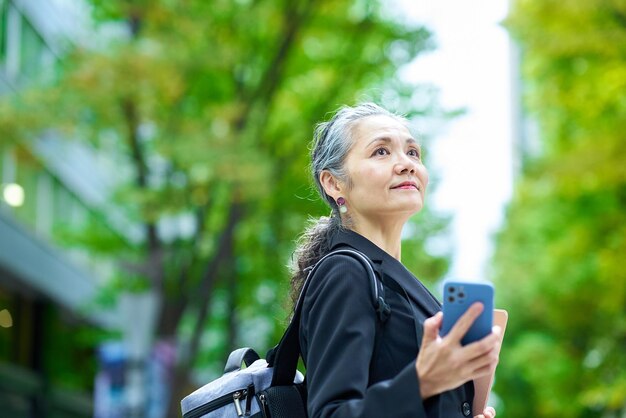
[475,406,496,418]
[415,303,501,399]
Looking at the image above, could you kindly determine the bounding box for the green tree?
[492,1,626,417]
[0,0,451,414]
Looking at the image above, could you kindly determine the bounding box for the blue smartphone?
[440,281,494,345]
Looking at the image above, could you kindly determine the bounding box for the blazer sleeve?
[300,255,429,418]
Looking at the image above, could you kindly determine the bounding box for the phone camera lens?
[448,296,455,303]
[449,286,455,293]
[458,292,465,298]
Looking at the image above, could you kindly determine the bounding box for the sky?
[395,0,514,281]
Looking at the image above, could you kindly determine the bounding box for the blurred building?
[0,0,127,416]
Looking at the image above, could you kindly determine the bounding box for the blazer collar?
[329,228,387,262]
[329,228,441,316]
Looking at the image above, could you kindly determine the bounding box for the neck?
[350,215,407,260]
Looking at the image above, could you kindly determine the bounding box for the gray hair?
[289,103,407,310]
[311,102,403,213]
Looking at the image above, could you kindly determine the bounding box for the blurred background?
[0,0,624,417]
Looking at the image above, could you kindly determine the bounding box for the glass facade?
[0,0,60,85]
[12,149,40,226]
[0,0,7,64]
[0,283,95,418]
[19,16,44,80]
[0,149,17,210]
[0,147,4,184]
[0,146,105,418]
[0,0,119,277]
[0,145,117,278]
[0,2,121,417]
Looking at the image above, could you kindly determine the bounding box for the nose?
[394,153,417,174]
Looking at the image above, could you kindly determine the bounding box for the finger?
[422,312,443,345]
[470,341,500,369]
[468,355,499,378]
[484,406,496,418]
[446,302,484,342]
[464,341,500,375]
[432,311,443,328]
[492,325,502,339]
[464,332,501,360]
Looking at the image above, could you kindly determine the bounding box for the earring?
[337,197,347,214]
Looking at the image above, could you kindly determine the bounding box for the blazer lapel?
[378,257,441,318]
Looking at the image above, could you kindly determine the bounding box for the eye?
[408,148,421,159]
[372,147,390,157]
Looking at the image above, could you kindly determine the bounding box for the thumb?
[422,311,443,344]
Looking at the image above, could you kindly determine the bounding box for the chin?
[391,203,423,218]
[410,206,424,216]
[404,198,424,212]
[410,201,425,215]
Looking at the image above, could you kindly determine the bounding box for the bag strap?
[224,347,261,373]
[269,248,390,386]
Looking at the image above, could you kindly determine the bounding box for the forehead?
[350,114,413,145]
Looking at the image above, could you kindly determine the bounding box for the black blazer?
[299,229,475,418]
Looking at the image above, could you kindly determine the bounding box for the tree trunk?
[225,242,238,356]
[164,202,243,418]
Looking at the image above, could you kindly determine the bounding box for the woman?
[290,103,501,418]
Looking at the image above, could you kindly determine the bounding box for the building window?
[12,149,39,226]
[0,284,14,361]
[0,149,16,211]
[35,172,53,236]
[1,1,60,87]
[5,1,20,81]
[0,0,7,65]
[1,148,15,184]
[40,47,57,84]
[19,15,44,81]
[0,148,4,183]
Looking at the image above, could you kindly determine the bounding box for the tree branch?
[122,97,163,289]
[157,197,215,336]
[184,200,243,366]
[235,0,318,132]
[164,200,243,418]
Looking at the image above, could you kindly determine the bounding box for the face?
[330,115,429,224]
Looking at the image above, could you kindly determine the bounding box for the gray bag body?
[180,347,303,418]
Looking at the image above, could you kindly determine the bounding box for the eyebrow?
[367,136,419,147]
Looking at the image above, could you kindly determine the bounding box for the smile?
[391,182,420,191]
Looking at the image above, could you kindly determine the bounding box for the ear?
[319,170,344,201]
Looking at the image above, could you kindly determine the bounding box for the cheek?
[350,163,376,183]
[360,165,380,179]
[421,167,430,189]
[356,166,388,192]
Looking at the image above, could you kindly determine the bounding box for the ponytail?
[289,214,343,308]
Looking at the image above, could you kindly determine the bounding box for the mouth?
[391,181,420,191]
